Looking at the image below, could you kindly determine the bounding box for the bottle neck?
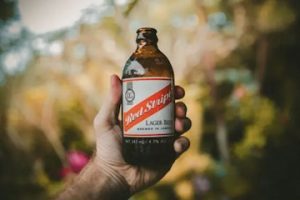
[136,39,158,49]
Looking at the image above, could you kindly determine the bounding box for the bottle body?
[122,28,175,166]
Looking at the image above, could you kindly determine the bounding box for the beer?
[122,27,175,165]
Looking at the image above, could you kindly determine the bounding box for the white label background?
[122,77,174,137]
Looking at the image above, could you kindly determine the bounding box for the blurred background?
[1,0,300,199]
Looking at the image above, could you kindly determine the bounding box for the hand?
[93,75,191,195]
[57,74,191,200]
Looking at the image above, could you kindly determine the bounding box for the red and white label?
[122,77,174,138]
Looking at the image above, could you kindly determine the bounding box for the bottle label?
[122,77,174,138]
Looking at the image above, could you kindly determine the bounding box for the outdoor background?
[1,0,300,199]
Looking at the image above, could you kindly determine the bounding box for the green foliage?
[256,0,296,33]
[200,0,300,199]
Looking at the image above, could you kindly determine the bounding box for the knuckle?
[93,114,102,128]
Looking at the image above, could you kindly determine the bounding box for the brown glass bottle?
[122,28,175,166]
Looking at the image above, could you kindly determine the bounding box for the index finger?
[175,85,185,99]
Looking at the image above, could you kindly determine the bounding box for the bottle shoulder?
[122,48,174,79]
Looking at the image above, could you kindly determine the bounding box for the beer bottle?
[122,27,175,166]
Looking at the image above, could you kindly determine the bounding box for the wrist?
[92,156,131,199]
[57,157,130,200]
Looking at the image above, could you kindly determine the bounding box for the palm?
[96,123,171,194]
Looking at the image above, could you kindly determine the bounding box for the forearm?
[56,158,130,200]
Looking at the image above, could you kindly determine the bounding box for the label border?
[122,77,174,138]
[123,77,171,82]
[124,133,173,138]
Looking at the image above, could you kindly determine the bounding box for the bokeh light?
[1,0,300,199]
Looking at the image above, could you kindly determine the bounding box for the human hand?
[93,74,191,196]
[57,74,191,200]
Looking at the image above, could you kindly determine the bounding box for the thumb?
[94,74,122,131]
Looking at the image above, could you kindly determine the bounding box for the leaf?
[256,0,296,33]
[124,0,139,16]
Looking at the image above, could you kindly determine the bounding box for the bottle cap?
[136,27,158,43]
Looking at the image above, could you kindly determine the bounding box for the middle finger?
[175,101,187,118]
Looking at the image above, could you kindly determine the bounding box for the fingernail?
[181,140,188,151]
[184,119,191,131]
[183,142,188,150]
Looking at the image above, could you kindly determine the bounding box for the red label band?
[123,84,172,132]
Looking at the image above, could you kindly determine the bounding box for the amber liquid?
[122,43,176,166]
